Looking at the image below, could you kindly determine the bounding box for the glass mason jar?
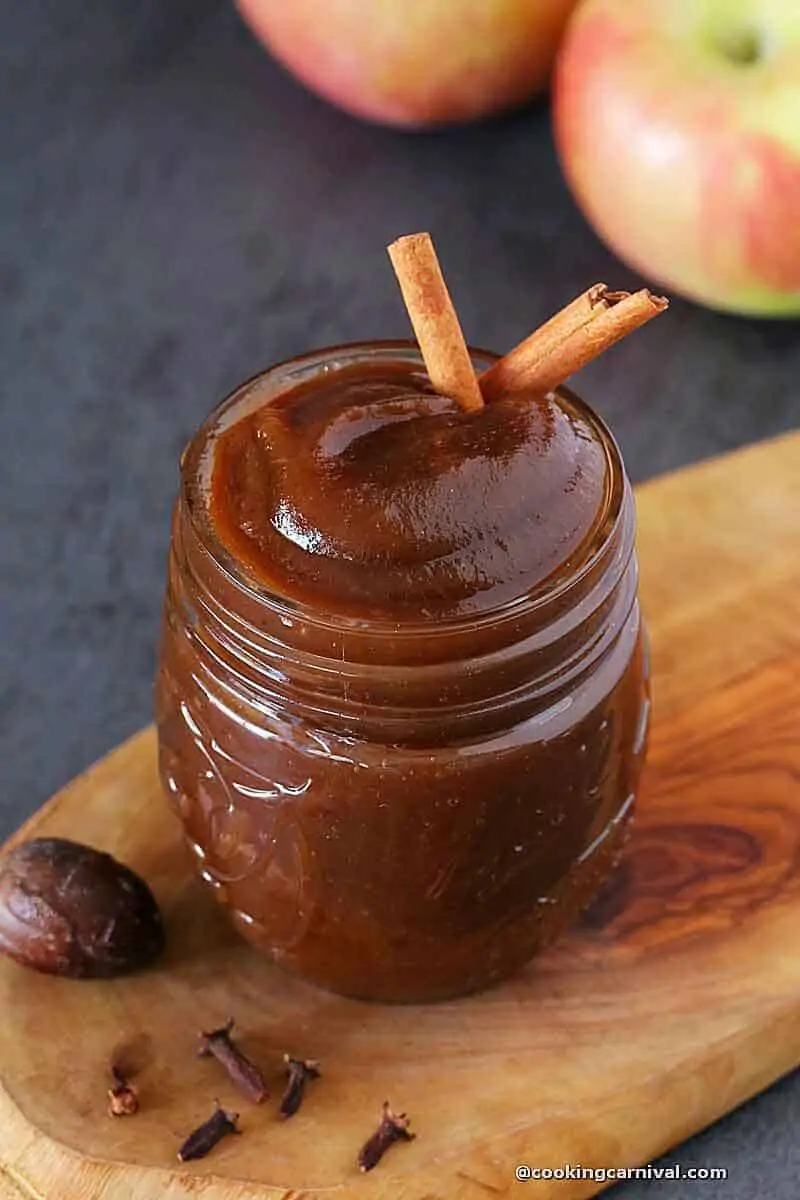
[155,342,650,1003]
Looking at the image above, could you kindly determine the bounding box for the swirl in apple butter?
[210,361,609,619]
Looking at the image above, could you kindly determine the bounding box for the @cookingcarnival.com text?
[515,1163,728,1183]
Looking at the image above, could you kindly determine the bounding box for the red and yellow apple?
[554,0,800,316]
[236,0,580,128]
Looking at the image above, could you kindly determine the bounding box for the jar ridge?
[166,484,639,742]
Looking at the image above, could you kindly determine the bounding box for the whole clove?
[279,1055,320,1118]
[107,1066,139,1117]
[357,1101,415,1172]
[177,1102,240,1162]
[198,1018,268,1104]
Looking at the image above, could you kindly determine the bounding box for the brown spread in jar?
[210,360,608,620]
[157,343,649,1002]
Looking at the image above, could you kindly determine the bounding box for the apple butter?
[156,341,649,1001]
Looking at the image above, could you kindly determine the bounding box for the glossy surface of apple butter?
[156,342,649,1002]
[210,358,608,619]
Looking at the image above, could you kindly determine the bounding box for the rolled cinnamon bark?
[388,233,484,413]
[481,286,668,400]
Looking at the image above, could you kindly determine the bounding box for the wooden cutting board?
[1,432,799,1200]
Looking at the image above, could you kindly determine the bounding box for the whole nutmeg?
[0,838,165,978]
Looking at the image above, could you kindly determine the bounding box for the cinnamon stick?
[481,286,668,401]
[388,233,484,413]
[480,283,610,401]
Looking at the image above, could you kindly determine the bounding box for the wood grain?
[0,432,798,1200]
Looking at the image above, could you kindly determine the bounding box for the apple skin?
[236,0,579,128]
[554,0,800,316]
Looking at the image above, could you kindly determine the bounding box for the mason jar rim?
[180,339,629,639]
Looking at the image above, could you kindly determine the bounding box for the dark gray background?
[2,1,799,1195]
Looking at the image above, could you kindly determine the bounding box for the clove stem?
[177,1102,240,1162]
[279,1055,320,1118]
[198,1018,268,1104]
[357,1100,415,1172]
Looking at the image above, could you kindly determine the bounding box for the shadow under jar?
[155,341,650,1003]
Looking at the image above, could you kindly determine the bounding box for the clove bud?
[198,1018,268,1104]
[357,1101,415,1172]
[178,1102,240,1162]
[279,1055,320,1118]
[107,1066,138,1117]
